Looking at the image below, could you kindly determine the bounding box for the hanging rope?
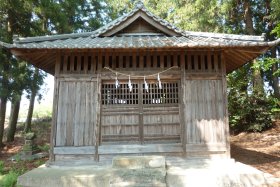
[104,66,178,78]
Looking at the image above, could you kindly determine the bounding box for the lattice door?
[100,80,181,144]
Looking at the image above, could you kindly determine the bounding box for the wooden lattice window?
[142,82,179,105]
[102,81,179,105]
[102,83,139,105]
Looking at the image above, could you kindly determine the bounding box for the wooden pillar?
[221,50,230,158]
[50,53,61,162]
[180,50,187,154]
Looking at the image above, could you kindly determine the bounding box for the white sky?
[6,74,54,118]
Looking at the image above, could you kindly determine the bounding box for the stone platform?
[17,156,280,187]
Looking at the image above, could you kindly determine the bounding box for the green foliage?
[0,171,19,187]
[229,93,273,133]
[227,65,274,133]
[0,161,4,174]
[38,144,50,153]
[272,23,280,37]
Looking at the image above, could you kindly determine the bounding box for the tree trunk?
[272,47,280,99]
[7,95,21,142]
[24,90,36,133]
[0,97,7,147]
[243,0,265,95]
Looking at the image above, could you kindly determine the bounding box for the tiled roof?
[0,1,279,75]
[5,1,270,47]
[6,35,280,49]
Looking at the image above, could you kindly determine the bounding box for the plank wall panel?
[55,79,99,146]
[184,79,226,145]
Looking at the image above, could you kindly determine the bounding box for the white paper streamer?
[144,76,149,92]
[115,74,119,89]
[128,75,132,92]
[158,73,162,89]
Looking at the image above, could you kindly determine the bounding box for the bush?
[229,93,273,133]
[0,171,19,187]
[0,161,4,174]
[38,144,50,152]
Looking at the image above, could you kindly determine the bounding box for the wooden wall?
[55,79,100,147]
[50,50,229,160]
[182,52,229,158]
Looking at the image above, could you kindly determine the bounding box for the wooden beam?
[98,143,183,154]
[54,146,96,155]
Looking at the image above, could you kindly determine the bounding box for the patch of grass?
[0,171,19,187]
[32,104,52,120]
[18,103,52,120]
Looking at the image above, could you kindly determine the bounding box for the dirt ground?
[0,120,280,181]
[230,120,280,179]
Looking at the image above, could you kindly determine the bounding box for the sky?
[6,74,54,119]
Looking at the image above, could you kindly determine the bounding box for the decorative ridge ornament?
[135,0,144,9]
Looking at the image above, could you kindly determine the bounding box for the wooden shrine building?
[1,1,279,163]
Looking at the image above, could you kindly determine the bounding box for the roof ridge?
[15,31,94,44]
[186,31,266,41]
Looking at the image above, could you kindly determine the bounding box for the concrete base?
[166,158,280,187]
[17,157,280,187]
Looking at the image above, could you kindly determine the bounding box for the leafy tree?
[7,60,30,141]
[24,68,46,133]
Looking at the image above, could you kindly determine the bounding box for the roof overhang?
[0,0,279,75]
[4,38,278,75]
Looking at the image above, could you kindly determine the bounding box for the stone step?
[110,181,166,187]
[166,160,280,187]
[111,156,167,187]
[112,156,165,169]
[111,168,166,183]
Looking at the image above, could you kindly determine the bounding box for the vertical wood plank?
[50,78,59,161]
[187,54,191,72]
[70,54,75,72]
[119,53,123,69]
[77,54,81,73]
[97,52,103,72]
[139,53,144,69]
[146,52,151,68]
[160,53,164,68]
[221,51,230,157]
[180,52,185,71]
[63,55,68,73]
[194,54,198,72]
[214,53,219,72]
[55,53,61,76]
[84,53,88,74]
[201,53,205,71]
[112,52,116,69]
[207,52,212,73]
[74,82,81,146]
[65,82,74,146]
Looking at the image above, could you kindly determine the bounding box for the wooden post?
[95,74,101,161]
[221,50,230,158]
[50,57,60,161]
[139,81,144,143]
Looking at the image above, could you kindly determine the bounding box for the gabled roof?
[0,1,280,75]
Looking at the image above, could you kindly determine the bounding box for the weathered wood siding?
[143,106,180,142]
[101,106,140,143]
[55,79,99,147]
[184,79,225,145]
